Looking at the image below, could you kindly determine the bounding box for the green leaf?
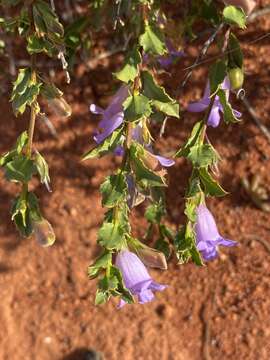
[11,191,42,237]
[11,68,42,116]
[34,151,50,190]
[115,47,141,83]
[82,127,123,160]
[217,89,241,124]
[139,24,166,55]
[5,155,37,183]
[100,173,127,208]
[27,34,55,56]
[186,175,202,198]
[209,60,227,95]
[145,203,164,223]
[174,224,204,266]
[15,131,28,153]
[142,71,179,118]
[98,222,125,250]
[187,144,219,168]
[228,33,243,68]
[34,0,64,38]
[0,132,28,167]
[223,5,246,29]
[88,251,112,278]
[95,290,110,305]
[11,196,32,237]
[123,94,152,122]
[175,121,204,158]
[110,266,134,304]
[199,167,228,197]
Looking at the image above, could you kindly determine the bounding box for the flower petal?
[115,251,151,291]
[187,100,208,113]
[117,299,127,309]
[207,106,221,128]
[155,155,175,167]
[94,112,124,144]
[89,103,104,115]
[149,281,167,292]
[138,289,155,304]
[195,205,220,244]
[217,237,237,247]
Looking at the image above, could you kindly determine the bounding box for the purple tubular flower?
[187,77,241,128]
[90,85,129,144]
[195,205,237,261]
[115,250,167,308]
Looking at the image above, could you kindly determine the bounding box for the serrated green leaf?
[145,203,164,223]
[88,251,112,278]
[100,173,127,208]
[98,222,125,250]
[142,71,179,118]
[34,151,50,190]
[123,94,152,122]
[139,24,166,55]
[175,121,204,158]
[82,127,123,160]
[199,167,228,197]
[11,191,41,237]
[15,131,28,153]
[223,5,246,29]
[0,132,28,167]
[95,290,109,305]
[217,89,241,124]
[115,47,141,83]
[5,155,37,183]
[187,143,219,168]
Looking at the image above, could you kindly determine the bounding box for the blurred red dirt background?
[0,1,270,359]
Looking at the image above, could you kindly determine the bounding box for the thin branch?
[248,5,270,22]
[181,23,224,89]
[241,96,270,145]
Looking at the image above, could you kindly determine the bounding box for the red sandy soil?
[0,3,270,360]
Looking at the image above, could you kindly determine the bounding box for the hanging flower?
[195,204,237,261]
[115,250,167,308]
[90,85,129,144]
[187,77,241,127]
[90,91,174,167]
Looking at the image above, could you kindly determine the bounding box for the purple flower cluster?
[195,204,237,261]
[116,250,167,308]
[90,86,175,167]
[187,77,241,127]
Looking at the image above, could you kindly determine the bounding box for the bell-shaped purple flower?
[90,85,129,144]
[187,77,241,127]
[115,250,167,308]
[195,204,237,261]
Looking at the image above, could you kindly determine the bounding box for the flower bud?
[33,218,56,247]
[229,68,244,90]
[47,97,72,118]
[136,247,167,270]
